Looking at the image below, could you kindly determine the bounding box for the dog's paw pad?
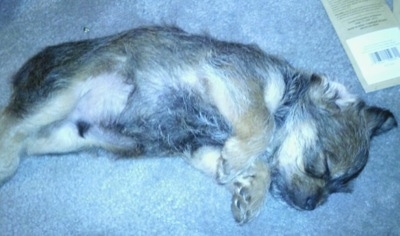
[231,183,253,224]
[231,176,265,224]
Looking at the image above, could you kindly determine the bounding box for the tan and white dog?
[0,26,397,224]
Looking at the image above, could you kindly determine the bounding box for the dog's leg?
[25,120,139,157]
[202,71,274,183]
[187,146,270,224]
[187,146,222,177]
[25,72,136,157]
[24,120,97,156]
[217,106,273,183]
[0,89,80,184]
[0,112,26,184]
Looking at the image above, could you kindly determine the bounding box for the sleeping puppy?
[0,26,397,224]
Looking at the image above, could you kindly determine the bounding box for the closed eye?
[328,175,354,193]
[303,151,330,179]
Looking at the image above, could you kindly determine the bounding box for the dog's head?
[270,74,397,210]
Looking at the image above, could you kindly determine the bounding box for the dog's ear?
[365,106,397,136]
[308,74,358,112]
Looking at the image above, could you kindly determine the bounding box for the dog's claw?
[231,183,254,224]
[216,156,237,184]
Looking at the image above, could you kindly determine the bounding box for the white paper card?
[321,0,400,92]
[347,27,400,84]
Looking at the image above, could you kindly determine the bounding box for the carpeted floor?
[0,0,399,235]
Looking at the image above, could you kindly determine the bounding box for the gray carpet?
[0,0,399,235]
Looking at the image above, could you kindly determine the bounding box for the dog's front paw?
[217,137,256,184]
[216,156,239,184]
[230,177,264,224]
[216,156,229,183]
[229,160,271,224]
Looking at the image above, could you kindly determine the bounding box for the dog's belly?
[112,88,232,155]
[70,72,232,156]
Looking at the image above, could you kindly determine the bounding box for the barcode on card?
[369,47,400,64]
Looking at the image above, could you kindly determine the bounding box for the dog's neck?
[273,71,313,128]
[264,72,318,162]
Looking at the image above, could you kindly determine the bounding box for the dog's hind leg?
[0,88,79,184]
[23,119,99,156]
[24,73,136,157]
[0,111,26,184]
[0,70,136,185]
[24,120,140,157]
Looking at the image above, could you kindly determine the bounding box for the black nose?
[304,196,318,210]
